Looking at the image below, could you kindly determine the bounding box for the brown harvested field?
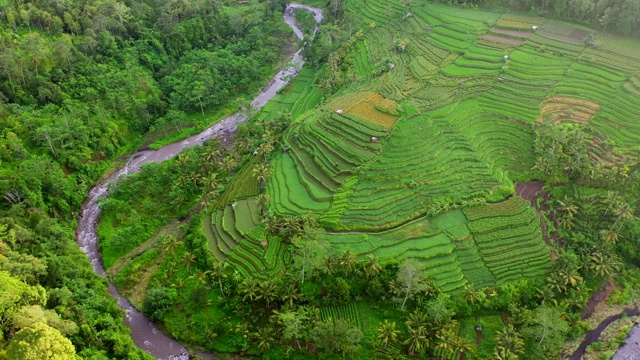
[537,30,585,45]
[540,96,600,123]
[480,34,523,45]
[491,27,533,38]
[326,92,400,129]
[345,93,399,129]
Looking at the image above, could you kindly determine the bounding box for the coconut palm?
[323,254,337,275]
[238,277,259,302]
[256,193,271,217]
[209,261,229,297]
[405,310,428,331]
[279,283,303,309]
[172,278,186,297]
[252,163,271,193]
[256,279,278,308]
[494,348,520,360]
[600,228,619,243]
[190,270,209,288]
[182,251,197,274]
[494,324,524,357]
[164,235,183,253]
[559,267,583,288]
[434,328,457,359]
[454,336,475,359]
[600,191,620,218]
[338,249,358,277]
[464,283,486,307]
[364,254,383,279]
[564,288,587,311]
[376,320,400,349]
[255,327,274,352]
[613,201,634,233]
[403,325,428,356]
[589,251,620,278]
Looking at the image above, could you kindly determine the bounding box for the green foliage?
[6,322,75,360]
[143,287,177,322]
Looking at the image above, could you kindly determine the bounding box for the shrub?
[143,287,177,321]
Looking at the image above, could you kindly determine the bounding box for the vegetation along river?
[75,4,323,359]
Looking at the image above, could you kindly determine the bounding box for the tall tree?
[394,259,431,310]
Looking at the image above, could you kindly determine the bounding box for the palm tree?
[434,328,457,359]
[164,235,183,254]
[190,270,209,288]
[494,324,524,357]
[559,267,583,288]
[600,228,619,243]
[209,261,229,297]
[613,201,634,233]
[256,279,278,308]
[546,273,566,294]
[564,288,587,311]
[238,277,259,302]
[338,249,358,277]
[403,325,428,356]
[589,251,620,278]
[405,310,428,331]
[220,155,237,176]
[494,348,520,360]
[464,283,486,307]
[454,336,475,359]
[323,254,337,275]
[256,193,271,217]
[203,173,220,193]
[376,320,400,349]
[364,254,383,280]
[252,163,271,193]
[279,283,303,309]
[182,251,197,274]
[172,278,186,297]
[600,191,620,218]
[255,327,274,352]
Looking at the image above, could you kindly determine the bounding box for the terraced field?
[202,0,640,292]
[326,196,549,292]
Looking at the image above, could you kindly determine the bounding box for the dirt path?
[515,181,558,261]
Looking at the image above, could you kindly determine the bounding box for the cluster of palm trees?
[375,310,474,359]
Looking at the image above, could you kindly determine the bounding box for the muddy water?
[75,5,322,359]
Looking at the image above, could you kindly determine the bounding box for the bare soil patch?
[491,28,532,38]
[515,181,558,261]
[480,34,523,46]
[540,96,600,123]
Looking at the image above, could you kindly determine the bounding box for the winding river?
[75,5,323,359]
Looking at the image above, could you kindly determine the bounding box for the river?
[75,4,323,359]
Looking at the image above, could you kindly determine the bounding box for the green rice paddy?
[203,0,640,293]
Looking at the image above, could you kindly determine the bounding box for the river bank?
[75,4,323,359]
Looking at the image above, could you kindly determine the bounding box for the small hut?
[336,109,344,115]
[253,150,259,156]
[389,63,396,70]
[371,137,378,143]
[503,55,509,61]
[497,77,505,83]
[531,25,538,31]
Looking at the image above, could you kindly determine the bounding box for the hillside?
[96,1,640,359]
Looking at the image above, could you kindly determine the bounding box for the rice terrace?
[86,0,640,359]
[194,0,640,357]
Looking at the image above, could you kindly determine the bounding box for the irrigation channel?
[75,5,323,359]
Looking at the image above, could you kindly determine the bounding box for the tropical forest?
[0,0,639,359]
